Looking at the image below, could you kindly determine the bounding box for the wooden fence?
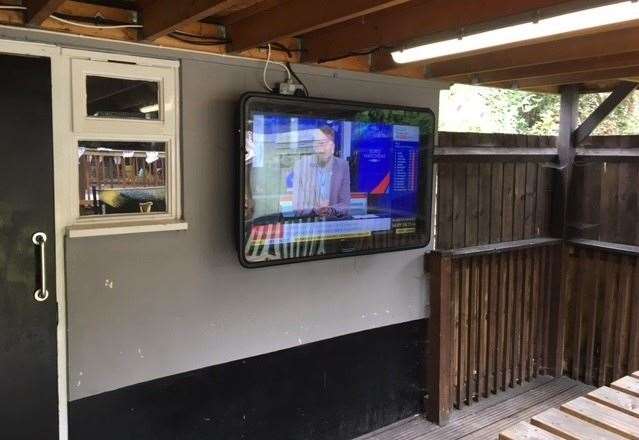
[568,135,639,245]
[435,132,555,250]
[428,132,639,425]
[428,239,562,424]
[563,240,639,387]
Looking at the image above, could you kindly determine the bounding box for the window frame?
[59,49,184,235]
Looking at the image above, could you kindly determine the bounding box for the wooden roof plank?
[561,396,639,439]
[227,0,410,53]
[499,421,563,439]
[612,376,639,399]
[532,407,626,439]
[445,51,639,86]
[588,386,639,418]
[24,0,65,26]
[302,0,613,63]
[141,0,247,41]
[377,25,639,78]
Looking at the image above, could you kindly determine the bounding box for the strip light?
[391,1,639,64]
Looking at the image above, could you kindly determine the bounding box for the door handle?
[32,232,49,302]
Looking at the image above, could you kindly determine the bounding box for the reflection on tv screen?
[240,94,434,267]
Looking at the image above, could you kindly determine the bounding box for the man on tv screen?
[292,126,351,218]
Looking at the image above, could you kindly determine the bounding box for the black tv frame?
[237,92,435,268]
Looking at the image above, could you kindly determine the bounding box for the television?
[238,93,435,268]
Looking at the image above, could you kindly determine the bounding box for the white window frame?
[58,49,186,237]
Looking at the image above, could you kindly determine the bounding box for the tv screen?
[238,93,435,267]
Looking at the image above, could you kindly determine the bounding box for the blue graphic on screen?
[252,113,421,237]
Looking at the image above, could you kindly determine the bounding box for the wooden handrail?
[432,237,562,259]
[567,238,639,257]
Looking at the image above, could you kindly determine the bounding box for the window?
[60,49,183,236]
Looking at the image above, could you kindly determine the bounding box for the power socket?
[278,81,306,96]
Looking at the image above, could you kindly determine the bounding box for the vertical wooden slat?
[583,250,601,385]
[512,250,524,386]
[528,248,539,380]
[466,164,480,247]
[451,260,461,409]
[629,260,639,373]
[520,249,532,382]
[505,252,515,387]
[616,164,637,244]
[479,255,490,397]
[613,256,633,381]
[513,163,527,241]
[498,253,508,391]
[502,163,515,242]
[478,164,492,245]
[436,163,454,249]
[427,253,453,425]
[459,259,470,406]
[524,163,537,239]
[549,244,569,378]
[600,162,619,243]
[468,257,480,403]
[571,248,586,381]
[490,163,504,243]
[488,254,499,393]
[599,254,618,386]
[452,164,467,249]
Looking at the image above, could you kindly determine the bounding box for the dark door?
[0,53,58,439]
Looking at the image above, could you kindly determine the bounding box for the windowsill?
[67,220,188,238]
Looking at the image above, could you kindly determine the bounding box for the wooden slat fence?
[563,240,639,388]
[568,135,639,245]
[435,132,556,250]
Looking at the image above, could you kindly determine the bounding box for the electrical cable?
[286,61,309,97]
[0,5,26,10]
[171,29,228,42]
[168,33,229,46]
[262,43,292,93]
[318,45,394,64]
[49,13,142,29]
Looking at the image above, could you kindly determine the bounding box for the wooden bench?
[500,372,639,439]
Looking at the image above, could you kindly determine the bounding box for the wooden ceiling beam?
[302,0,616,63]
[490,65,639,90]
[375,25,639,79]
[443,52,639,85]
[140,0,246,41]
[226,0,410,53]
[24,0,65,26]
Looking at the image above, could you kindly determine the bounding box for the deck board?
[354,376,591,440]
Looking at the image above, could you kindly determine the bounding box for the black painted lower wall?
[69,319,427,440]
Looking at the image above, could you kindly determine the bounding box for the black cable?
[168,33,230,46]
[171,29,228,42]
[318,46,394,64]
[286,61,309,97]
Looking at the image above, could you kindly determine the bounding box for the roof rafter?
[444,52,639,86]
[493,65,639,90]
[24,0,65,26]
[302,0,616,63]
[141,0,246,41]
[227,0,410,53]
[376,25,639,78]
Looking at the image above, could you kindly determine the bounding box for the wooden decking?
[355,376,593,440]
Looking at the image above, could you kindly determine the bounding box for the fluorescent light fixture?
[392,1,639,64]
[140,104,159,113]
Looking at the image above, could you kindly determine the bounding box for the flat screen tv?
[238,92,435,267]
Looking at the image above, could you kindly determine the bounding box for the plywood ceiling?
[3,0,639,93]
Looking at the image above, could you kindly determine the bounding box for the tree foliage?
[440,84,639,135]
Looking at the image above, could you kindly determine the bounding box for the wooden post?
[547,86,578,377]
[427,252,453,425]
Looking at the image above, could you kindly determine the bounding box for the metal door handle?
[32,232,49,302]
